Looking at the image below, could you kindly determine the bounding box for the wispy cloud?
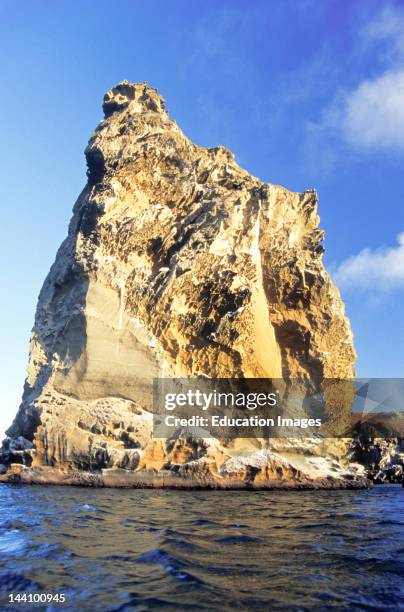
[313,4,404,153]
[361,4,404,60]
[333,232,404,290]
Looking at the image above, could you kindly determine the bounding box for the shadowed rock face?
[0,81,369,489]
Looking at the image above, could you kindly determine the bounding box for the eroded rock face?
[0,81,368,489]
[353,437,404,484]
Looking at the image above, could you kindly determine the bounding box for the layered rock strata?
[0,81,370,489]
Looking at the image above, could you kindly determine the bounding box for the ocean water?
[0,484,403,611]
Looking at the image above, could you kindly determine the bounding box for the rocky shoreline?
[0,464,372,490]
[1,430,400,489]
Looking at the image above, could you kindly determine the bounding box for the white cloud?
[333,232,404,290]
[339,70,404,150]
[315,4,404,152]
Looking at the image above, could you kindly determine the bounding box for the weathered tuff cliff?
[0,81,369,489]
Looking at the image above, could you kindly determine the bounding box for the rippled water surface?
[0,484,403,611]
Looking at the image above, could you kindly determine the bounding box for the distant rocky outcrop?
[0,81,372,489]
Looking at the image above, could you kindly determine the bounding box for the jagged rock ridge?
[0,81,370,488]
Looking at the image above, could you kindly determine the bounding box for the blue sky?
[0,0,403,436]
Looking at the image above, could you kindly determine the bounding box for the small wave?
[0,519,28,531]
[102,554,134,562]
[76,503,98,512]
[30,542,64,559]
[110,596,185,611]
[137,547,174,565]
[135,525,163,533]
[377,519,404,526]
[0,571,38,592]
[0,529,26,555]
[137,548,204,585]
[215,534,261,544]
[161,536,197,551]
[192,518,222,527]
[296,521,335,530]
[77,514,104,522]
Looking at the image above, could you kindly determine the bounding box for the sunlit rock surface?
[0,82,370,489]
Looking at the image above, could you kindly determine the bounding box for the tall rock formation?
[0,81,368,488]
